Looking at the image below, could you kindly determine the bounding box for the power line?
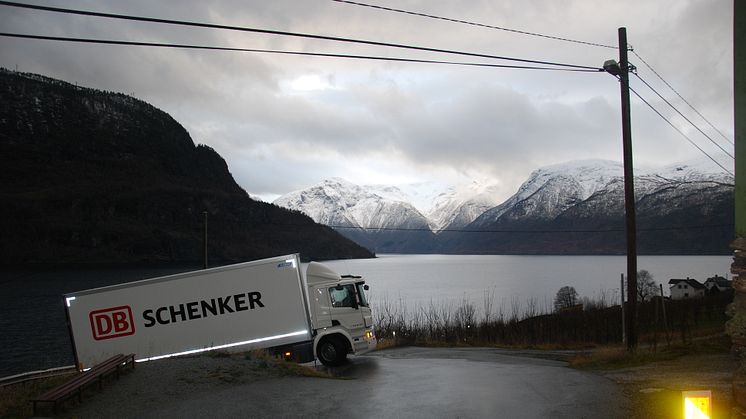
[629,85,734,176]
[0,32,602,73]
[0,1,603,71]
[632,50,734,145]
[325,223,734,234]
[633,73,734,159]
[331,0,617,49]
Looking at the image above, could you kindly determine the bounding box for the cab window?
[329,284,356,308]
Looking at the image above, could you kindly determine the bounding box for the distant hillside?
[0,69,373,265]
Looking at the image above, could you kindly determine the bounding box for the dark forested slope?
[0,69,373,265]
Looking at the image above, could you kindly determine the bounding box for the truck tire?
[317,336,346,366]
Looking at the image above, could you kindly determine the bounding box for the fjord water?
[0,255,730,377]
[323,254,731,315]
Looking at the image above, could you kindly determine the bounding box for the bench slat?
[31,353,135,415]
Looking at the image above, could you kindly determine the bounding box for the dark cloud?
[0,0,732,200]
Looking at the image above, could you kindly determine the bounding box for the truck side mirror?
[363,285,369,291]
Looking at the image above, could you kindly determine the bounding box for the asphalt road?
[67,347,629,418]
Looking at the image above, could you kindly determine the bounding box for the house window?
[684,293,689,297]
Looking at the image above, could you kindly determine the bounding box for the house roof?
[705,276,731,287]
[668,278,706,289]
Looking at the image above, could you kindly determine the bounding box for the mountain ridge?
[274,159,734,254]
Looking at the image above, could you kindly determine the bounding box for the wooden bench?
[32,353,135,416]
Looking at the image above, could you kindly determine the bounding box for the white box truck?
[63,254,376,368]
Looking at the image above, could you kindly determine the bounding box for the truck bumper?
[352,330,377,355]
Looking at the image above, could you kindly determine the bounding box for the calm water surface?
[323,254,732,310]
[0,255,731,377]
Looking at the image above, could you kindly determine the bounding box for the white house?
[668,278,706,300]
[704,275,733,294]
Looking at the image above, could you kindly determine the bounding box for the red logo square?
[89,306,135,340]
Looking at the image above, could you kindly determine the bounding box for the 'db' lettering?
[95,315,112,335]
[112,311,130,333]
[89,306,135,340]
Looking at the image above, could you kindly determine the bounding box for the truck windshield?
[356,283,369,307]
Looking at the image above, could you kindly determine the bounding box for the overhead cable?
[633,50,734,145]
[331,0,617,49]
[0,1,603,71]
[0,33,602,73]
[633,73,734,159]
[629,86,734,176]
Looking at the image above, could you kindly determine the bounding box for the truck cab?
[305,262,376,366]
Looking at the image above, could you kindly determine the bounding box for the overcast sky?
[0,0,734,202]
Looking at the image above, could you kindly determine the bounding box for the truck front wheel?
[317,337,346,366]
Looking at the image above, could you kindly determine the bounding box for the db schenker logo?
[89,306,135,340]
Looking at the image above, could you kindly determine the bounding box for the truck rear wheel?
[317,337,346,366]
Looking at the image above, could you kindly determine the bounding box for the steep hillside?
[0,69,373,265]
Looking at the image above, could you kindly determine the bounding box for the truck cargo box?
[64,254,310,369]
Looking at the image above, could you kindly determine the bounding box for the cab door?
[328,284,365,331]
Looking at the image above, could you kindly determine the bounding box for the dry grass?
[241,349,337,379]
[569,334,732,370]
[0,373,74,418]
[372,293,732,353]
[569,346,678,370]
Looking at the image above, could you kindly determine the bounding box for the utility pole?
[620,274,625,345]
[604,27,638,352]
[619,27,638,352]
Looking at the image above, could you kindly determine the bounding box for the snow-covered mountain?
[273,178,430,230]
[365,181,502,231]
[470,158,733,228]
[454,158,734,255]
[273,178,434,253]
[471,160,622,228]
[274,158,734,254]
[425,183,503,231]
[275,178,502,235]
